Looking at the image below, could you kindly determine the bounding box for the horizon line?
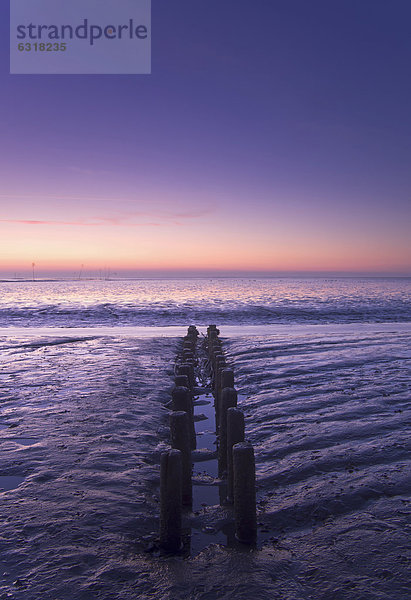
[1,271,410,280]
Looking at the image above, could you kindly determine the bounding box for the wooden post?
[170,411,192,506]
[213,356,227,424]
[176,363,195,390]
[171,386,196,450]
[218,368,234,406]
[218,387,238,476]
[226,408,245,503]
[233,442,257,544]
[183,350,193,362]
[175,374,189,388]
[188,325,199,337]
[160,449,182,552]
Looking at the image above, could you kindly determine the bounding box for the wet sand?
[0,326,410,599]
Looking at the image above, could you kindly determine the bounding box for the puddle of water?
[195,429,216,450]
[0,475,25,492]
[193,395,217,452]
[190,528,227,554]
[189,518,238,555]
[8,437,39,446]
[193,398,211,406]
[192,483,221,511]
[193,459,218,477]
[192,390,221,512]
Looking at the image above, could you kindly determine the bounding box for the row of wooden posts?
[159,325,257,552]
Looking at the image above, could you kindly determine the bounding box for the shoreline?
[0,321,410,339]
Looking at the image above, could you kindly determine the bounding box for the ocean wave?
[0,301,410,327]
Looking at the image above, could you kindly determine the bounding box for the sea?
[0,277,410,600]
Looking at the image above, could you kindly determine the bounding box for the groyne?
[159,325,257,553]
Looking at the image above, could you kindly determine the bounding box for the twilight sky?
[1,0,411,277]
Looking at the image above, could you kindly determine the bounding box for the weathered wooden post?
[188,325,199,337]
[183,350,194,363]
[218,387,238,476]
[171,385,196,450]
[170,411,192,506]
[182,342,195,357]
[213,356,227,425]
[175,374,189,388]
[220,368,234,388]
[214,355,226,388]
[233,442,257,544]
[176,363,195,390]
[218,368,235,405]
[160,449,182,552]
[226,408,245,503]
[212,348,224,370]
[207,324,219,336]
[207,329,220,357]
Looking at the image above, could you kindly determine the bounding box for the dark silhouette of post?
[208,329,219,351]
[170,411,192,506]
[218,368,235,408]
[226,408,245,502]
[175,374,189,388]
[183,350,193,363]
[160,449,182,552]
[176,363,195,390]
[172,386,196,449]
[183,340,195,352]
[213,356,227,425]
[233,442,257,544]
[218,387,238,476]
[212,349,224,369]
[220,369,234,394]
[207,324,219,337]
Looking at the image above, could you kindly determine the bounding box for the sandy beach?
[0,288,410,599]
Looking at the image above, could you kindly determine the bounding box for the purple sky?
[1,0,410,277]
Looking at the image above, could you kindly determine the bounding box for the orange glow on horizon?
[1,203,410,276]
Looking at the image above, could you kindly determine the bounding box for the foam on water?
[0,277,410,327]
